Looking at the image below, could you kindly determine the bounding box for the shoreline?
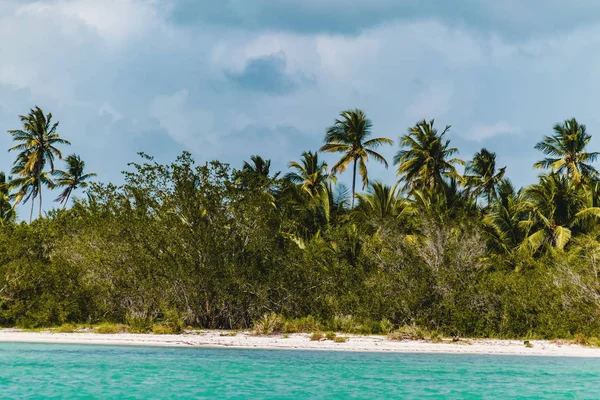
[1,329,600,357]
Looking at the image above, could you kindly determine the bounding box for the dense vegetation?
[1,107,600,339]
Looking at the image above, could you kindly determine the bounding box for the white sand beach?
[0,329,599,357]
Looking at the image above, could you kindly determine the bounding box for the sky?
[2,0,600,214]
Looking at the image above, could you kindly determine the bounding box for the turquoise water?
[1,343,600,399]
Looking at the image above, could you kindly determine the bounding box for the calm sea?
[1,342,599,398]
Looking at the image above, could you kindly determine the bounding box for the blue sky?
[2,0,600,213]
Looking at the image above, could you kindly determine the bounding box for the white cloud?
[405,82,454,121]
[149,90,216,148]
[16,0,169,44]
[462,121,520,142]
[98,103,123,122]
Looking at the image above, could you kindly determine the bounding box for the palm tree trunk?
[351,158,357,209]
[38,183,42,219]
[62,191,71,210]
[29,197,34,224]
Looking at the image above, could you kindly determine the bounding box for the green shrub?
[428,331,443,343]
[126,314,153,333]
[283,316,322,333]
[94,323,127,334]
[53,324,77,333]
[388,325,425,341]
[309,331,323,341]
[380,318,394,334]
[588,337,600,347]
[330,315,361,333]
[333,336,348,343]
[152,324,176,334]
[325,331,336,340]
[574,334,589,345]
[253,312,284,335]
[155,308,184,334]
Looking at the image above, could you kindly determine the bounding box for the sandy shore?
[1,329,599,357]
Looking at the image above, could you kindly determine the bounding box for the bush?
[283,316,322,333]
[155,308,184,334]
[330,315,361,333]
[325,331,336,340]
[333,336,348,343]
[428,331,443,343]
[253,312,284,335]
[53,324,77,333]
[388,325,426,341]
[126,314,153,333]
[95,323,127,334]
[574,334,589,345]
[380,318,394,334]
[152,324,176,335]
[309,332,324,341]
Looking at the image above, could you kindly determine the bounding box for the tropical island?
[1,106,600,349]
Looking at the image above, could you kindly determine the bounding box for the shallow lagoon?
[1,343,599,398]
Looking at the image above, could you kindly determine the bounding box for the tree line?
[1,107,600,338]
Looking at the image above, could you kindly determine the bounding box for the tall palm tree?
[0,172,16,225]
[464,148,506,207]
[519,173,594,253]
[533,118,599,184]
[483,179,527,259]
[395,119,464,193]
[9,151,51,223]
[8,106,70,220]
[242,155,274,177]
[356,181,411,224]
[239,155,279,191]
[319,109,393,209]
[53,154,97,209]
[284,151,330,197]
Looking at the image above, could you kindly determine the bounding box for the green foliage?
[309,331,324,341]
[253,313,285,335]
[95,323,127,334]
[53,323,78,333]
[333,336,349,343]
[3,110,600,340]
[325,331,336,340]
[388,325,426,341]
[126,314,154,334]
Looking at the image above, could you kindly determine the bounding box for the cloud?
[149,90,215,149]
[168,0,600,39]
[17,0,169,44]
[225,52,313,95]
[405,83,454,121]
[5,0,600,216]
[461,121,520,142]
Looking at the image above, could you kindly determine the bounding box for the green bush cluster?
[1,151,600,340]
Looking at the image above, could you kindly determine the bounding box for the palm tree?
[8,106,70,220]
[53,154,97,209]
[533,118,599,184]
[356,181,411,225]
[238,155,279,191]
[9,151,52,222]
[319,109,393,209]
[0,172,16,225]
[395,119,464,193]
[464,148,506,207]
[284,151,331,197]
[242,155,274,178]
[483,179,527,259]
[519,173,594,253]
